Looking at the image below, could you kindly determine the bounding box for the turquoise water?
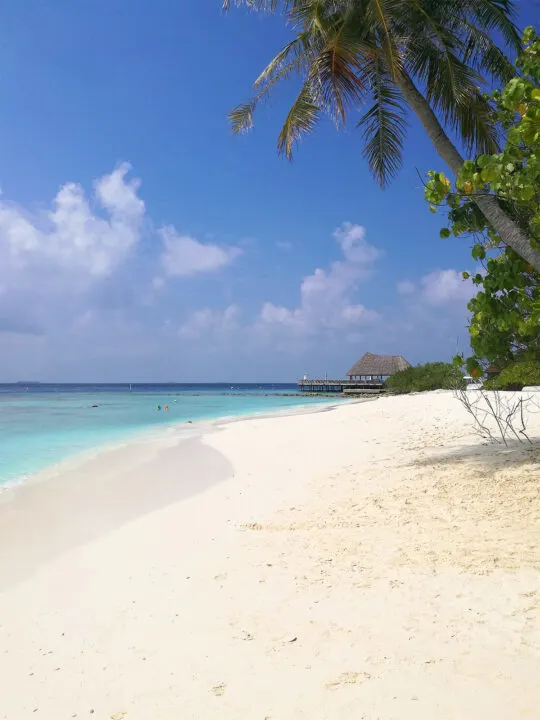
[0,384,339,486]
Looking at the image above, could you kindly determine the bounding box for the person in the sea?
[157,405,161,411]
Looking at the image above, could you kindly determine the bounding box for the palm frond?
[229,31,315,134]
[289,0,330,32]
[452,91,499,155]
[401,0,519,84]
[465,0,520,52]
[226,0,518,180]
[229,100,258,134]
[277,77,321,157]
[222,0,283,11]
[254,32,311,89]
[457,20,515,82]
[403,9,502,155]
[358,59,407,186]
[301,2,379,125]
[364,0,403,79]
[411,37,499,154]
[229,56,304,133]
[417,0,520,59]
[310,36,370,125]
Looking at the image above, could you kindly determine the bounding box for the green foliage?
[424,27,540,253]
[384,362,465,394]
[426,27,540,371]
[467,251,540,366]
[485,361,540,391]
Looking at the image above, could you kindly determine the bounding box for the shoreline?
[0,397,366,591]
[0,393,354,494]
[1,391,539,718]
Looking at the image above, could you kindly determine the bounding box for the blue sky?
[0,0,536,382]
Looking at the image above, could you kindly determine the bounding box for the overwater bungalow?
[298,352,411,394]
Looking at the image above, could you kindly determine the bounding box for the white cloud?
[0,163,147,340]
[258,222,380,333]
[0,163,144,280]
[160,226,242,277]
[420,269,474,306]
[259,302,298,327]
[0,168,479,382]
[341,304,378,323]
[179,304,241,337]
[151,276,165,290]
[0,162,247,345]
[276,240,293,251]
[333,222,380,264]
[94,162,144,219]
[397,280,415,296]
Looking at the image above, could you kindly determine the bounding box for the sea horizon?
[2,381,302,387]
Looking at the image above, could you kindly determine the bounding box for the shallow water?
[0,383,339,486]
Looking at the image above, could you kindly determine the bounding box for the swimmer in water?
[157,405,162,411]
[164,405,169,411]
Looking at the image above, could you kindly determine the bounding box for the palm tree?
[224,0,540,272]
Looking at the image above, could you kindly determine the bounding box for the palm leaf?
[302,3,378,125]
[229,55,303,133]
[358,59,407,185]
[402,4,501,154]
[229,32,315,134]
[229,101,258,134]
[412,37,499,154]
[451,91,499,155]
[310,37,369,125]
[254,32,312,89]
[416,0,520,78]
[364,0,403,80]
[226,0,519,178]
[465,0,520,52]
[277,77,321,157]
[457,21,515,82]
[418,0,520,50]
[222,0,283,11]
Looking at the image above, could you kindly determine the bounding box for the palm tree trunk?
[397,71,540,273]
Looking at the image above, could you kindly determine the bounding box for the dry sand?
[0,391,539,719]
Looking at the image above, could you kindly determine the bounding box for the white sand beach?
[1,391,539,719]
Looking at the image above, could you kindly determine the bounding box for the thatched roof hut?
[347,352,410,379]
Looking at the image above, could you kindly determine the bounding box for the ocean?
[0,383,340,487]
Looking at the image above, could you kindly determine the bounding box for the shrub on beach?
[484,361,540,391]
[384,362,465,394]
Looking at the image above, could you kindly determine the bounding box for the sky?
[0,0,537,382]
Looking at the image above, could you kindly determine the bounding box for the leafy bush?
[384,362,465,394]
[485,361,540,391]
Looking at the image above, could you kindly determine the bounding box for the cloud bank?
[258,223,380,334]
[160,226,241,278]
[0,163,475,381]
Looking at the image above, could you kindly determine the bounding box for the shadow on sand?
[0,436,232,591]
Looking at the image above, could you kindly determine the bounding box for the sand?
[0,391,539,719]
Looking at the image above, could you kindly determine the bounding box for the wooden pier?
[298,352,411,395]
[297,378,385,394]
